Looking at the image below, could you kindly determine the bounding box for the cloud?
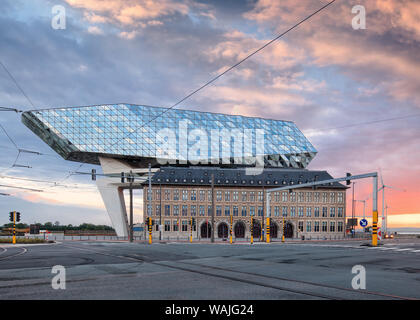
[87,25,104,35]
[244,0,420,106]
[65,0,211,31]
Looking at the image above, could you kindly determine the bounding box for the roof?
[142,166,347,189]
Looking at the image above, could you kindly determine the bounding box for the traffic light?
[192,218,196,227]
[346,173,352,185]
[9,212,13,222]
[91,169,96,181]
[121,172,125,183]
[16,212,20,222]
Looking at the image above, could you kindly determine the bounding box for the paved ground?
[0,238,419,300]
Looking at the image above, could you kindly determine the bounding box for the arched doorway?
[270,222,278,238]
[218,222,229,238]
[200,222,212,238]
[234,221,246,238]
[284,222,294,238]
[252,220,261,238]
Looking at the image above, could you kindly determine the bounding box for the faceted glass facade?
[21,104,317,167]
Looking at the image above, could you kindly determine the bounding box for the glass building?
[21,103,316,168]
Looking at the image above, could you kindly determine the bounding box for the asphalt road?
[0,238,419,300]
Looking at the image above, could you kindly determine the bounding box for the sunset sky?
[0,0,419,228]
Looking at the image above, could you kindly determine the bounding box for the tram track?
[173,260,416,300]
[0,247,27,261]
[61,244,416,300]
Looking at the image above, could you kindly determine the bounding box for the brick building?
[143,166,347,241]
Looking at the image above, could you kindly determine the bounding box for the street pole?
[282,216,285,242]
[266,192,270,243]
[190,217,193,243]
[230,214,233,244]
[148,163,152,243]
[250,216,253,245]
[159,183,162,241]
[12,211,16,244]
[261,186,264,242]
[352,182,355,237]
[211,173,215,243]
[128,170,134,242]
[372,175,378,246]
[382,187,385,235]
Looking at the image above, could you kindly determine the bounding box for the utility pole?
[282,216,285,242]
[129,170,133,243]
[266,191,270,243]
[148,163,152,243]
[230,214,233,244]
[261,186,264,241]
[351,182,356,237]
[13,211,16,244]
[250,216,253,245]
[159,183,162,241]
[211,173,215,243]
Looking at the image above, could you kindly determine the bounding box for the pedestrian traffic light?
[346,172,352,185]
[16,212,20,222]
[121,172,125,183]
[9,212,13,222]
[91,169,96,181]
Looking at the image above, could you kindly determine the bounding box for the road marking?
[0,247,27,261]
[0,247,7,255]
[395,248,414,251]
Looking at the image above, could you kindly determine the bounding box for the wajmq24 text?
[165,304,254,317]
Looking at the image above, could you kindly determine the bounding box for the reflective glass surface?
[22,104,317,167]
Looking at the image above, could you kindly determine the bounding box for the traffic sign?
[377,228,382,240]
[360,219,368,227]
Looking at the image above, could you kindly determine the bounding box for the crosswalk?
[300,243,420,254]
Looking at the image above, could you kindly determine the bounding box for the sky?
[0,0,419,229]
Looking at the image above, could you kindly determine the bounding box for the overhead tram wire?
[0,184,43,192]
[50,0,338,178]
[0,60,35,110]
[105,0,338,149]
[304,113,420,134]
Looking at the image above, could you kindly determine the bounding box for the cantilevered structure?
[22,104,316,168]
[21,104,321,237]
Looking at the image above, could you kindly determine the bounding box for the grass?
[0,238,49,244]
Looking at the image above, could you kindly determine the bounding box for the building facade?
[22,103,347,238]
[143,167,347,240]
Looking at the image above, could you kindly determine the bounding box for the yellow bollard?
[250,217,253,245]
[282,217,285,243]
[12,211,16,244]
[266,217,270,243]
[372,210,378,246]
[230,215,233,244]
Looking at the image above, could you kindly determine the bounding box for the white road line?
[394,248,413,251]
[0,247,27,261]
[0,247,7,255]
